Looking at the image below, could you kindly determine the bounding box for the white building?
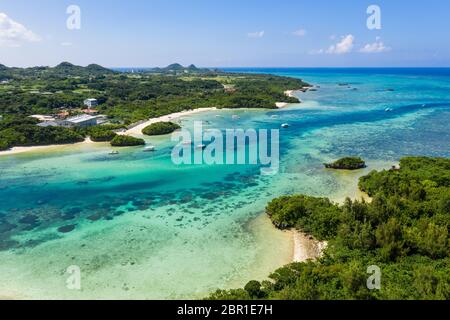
[84,98,98,108]
[62,114,98,128]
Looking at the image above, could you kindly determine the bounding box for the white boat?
[281,123,290,128]
[182,140,192,145]
[143,146,156,152]
[109,151,119,155]
[385,108,393,112]
[196,144,207,149]
[232,115,240,120]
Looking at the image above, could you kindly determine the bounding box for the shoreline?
[276,89,303,109]
[284,90,297,98]
[0,108,223,157]
[0,137,95,157]
[291,230,327,262]
[124,92,302,136]
[287,165,379,263]
[0,88,303,156]
[124,107,219,136]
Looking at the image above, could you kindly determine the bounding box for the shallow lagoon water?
[0,68,449,299]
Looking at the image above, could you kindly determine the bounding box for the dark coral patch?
[58,224,77,233]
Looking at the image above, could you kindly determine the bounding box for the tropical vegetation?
[0,62,309,150]
[110,135,145,147]
[0,116,84,150]
[325,157,366,170]
[142,122,181,136]
[209,157,450,300]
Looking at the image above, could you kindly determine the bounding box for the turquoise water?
[1,68,449,299]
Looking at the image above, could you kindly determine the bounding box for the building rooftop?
[66,114,98,124]
[37,121,60,127]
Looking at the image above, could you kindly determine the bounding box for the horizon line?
[3,62,450,69]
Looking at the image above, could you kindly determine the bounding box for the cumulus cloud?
[292,29,307,37]
[326,34,354,54]
[360,37,391,53]
[0,12,41,47]
[247,31,265,38]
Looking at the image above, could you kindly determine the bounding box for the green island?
[142,122,181,136]
[209,157,450,300]
[0,62,309,151]
[110,135,146,147]
[325,157,367,170]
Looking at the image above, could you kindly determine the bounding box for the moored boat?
[143,145,156,152]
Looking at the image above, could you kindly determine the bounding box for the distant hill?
[86,64,113,73]
[165,63,185,71]
[55,61,76,69]
[53,62,115,76]
[53,62,80,74]
[149,63,211,74]
[0,62,115,79]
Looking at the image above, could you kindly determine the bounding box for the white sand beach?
[0,137,95,157]
[284,90,296,98]
[292,230,327,262]
[124,108,218,136]
[275,89,305,108]
[275,102,289,108]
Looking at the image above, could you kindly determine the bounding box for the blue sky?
[0,0,449,67]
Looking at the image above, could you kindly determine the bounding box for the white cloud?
[247,31,265,38]
[61,42,73,47]
[292,29,307,37]
[360,37,391,53]
[326,34,354,54]
[0,12,41,47]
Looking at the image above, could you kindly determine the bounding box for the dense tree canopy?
[110,135,145,147]
[142,122,181,136]
[209,157,450,300]
[325,157,366,170]
[0,116,84,150]
[83,124,125,142]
